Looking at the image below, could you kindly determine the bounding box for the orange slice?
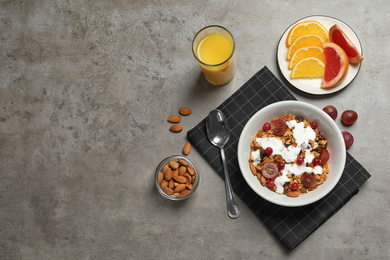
[286,20,329,47]
[321,42,349,89]
[291,57,325,79]
[289,46,325,70]
[287,35,325,60]
[329,24,363,64]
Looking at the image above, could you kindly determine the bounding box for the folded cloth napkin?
[187,66,371,250]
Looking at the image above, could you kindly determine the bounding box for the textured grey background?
[1,0,389,259]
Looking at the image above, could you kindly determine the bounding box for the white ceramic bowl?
[237,101,346,207]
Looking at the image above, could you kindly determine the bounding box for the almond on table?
[169,125,183,133]
[179,107,192,116]
[168,115,181,123]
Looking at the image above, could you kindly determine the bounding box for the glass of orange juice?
[192,25,235,86]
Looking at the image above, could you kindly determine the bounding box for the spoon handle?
[220,147,240,219]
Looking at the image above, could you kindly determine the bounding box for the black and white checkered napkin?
[187,66,371,250]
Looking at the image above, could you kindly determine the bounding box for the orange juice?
[197,33,233,65]
[193,26,235,86]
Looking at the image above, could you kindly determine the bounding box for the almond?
[168,115,181,123]
[162,187,174,196]
[184,173,191,184]
[250,162,257,176]
[168,160,179,169]
[180,189,191,197]
[164,167,173,181]
[187,166,195,176]
[170,125,183,133]
[174,193,180,197]
[178,166,187,176]
[260,175,266,186]
[178,158,189,167]
[186,183,193,190]
[161,180,168,189]
[157,172,164,184]
[179,107,192,116]
[286,191,300,197]
[173,175,187,184]
[174,183,186,193]
[182,142,191,155]
[162,164,169,174]
[168,179,174,189]
[172,169,179,178]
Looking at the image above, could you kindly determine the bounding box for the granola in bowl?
[249,114,330,197]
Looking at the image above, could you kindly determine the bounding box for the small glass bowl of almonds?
[155,155,200,201]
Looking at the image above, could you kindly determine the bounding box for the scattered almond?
[168,115,181,123]
[179,107,192,116]
[183,141,191,155]
[170,125,183,133]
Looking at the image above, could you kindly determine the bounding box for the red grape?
[270,120,287,136]
[319,149,330,165]
[262,163,279,179]
[323,105,338,120]
[341,110,358,125]
[268,179,275,188]
[342,131,354,148]
[302,174,317,188]
[311,121,318,129]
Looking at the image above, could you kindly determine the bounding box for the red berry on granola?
[265,147,273,155]
[312,158,320,166]
[277,162,285,170]
[263,122,271,131]
[297,156,305,165]
[311,121,318,129]
[268,179,275,188]
[290,182,299,191]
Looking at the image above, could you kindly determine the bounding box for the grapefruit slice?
[291,57,324,79]
[321,42,349,89]
[287,35,325,60]
[289,46,325,70]
[329,24,363,64]
[286,20,329,47]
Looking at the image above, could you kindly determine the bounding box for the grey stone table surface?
[1,0,389,259]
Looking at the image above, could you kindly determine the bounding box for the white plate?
[237,101,346,207]
[277,15,363,95]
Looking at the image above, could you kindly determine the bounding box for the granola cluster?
[249,114,331,197]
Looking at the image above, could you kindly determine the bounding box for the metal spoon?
[206,109,240,219]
